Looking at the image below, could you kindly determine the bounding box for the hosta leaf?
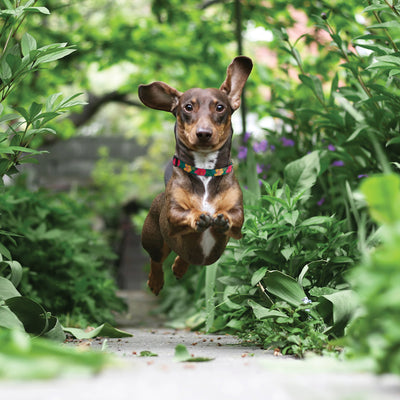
[251,267,268,286]
[263,270,307,307]
[248,300,287,319]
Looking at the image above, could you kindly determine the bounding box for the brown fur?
[139,56,253,295]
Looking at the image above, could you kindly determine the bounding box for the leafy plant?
[0,1,125,335]
[347,174,400,375]
[0,186,127,327]
[0,328,114,380]
[157,167,360,356]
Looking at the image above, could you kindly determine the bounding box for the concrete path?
[1,292,400,400]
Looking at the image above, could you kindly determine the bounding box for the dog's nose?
[196,128,212,141]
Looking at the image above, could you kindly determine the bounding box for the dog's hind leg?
[172,256,189,280]
[142,193,171,295]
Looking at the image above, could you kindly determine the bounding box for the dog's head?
[138,56,253,152]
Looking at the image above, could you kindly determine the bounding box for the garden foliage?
[156,0,400,372]
[0,1,126,340]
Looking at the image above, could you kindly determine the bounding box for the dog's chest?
[192,152,218,259]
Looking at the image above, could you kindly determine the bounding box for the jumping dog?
[138,56,253,295]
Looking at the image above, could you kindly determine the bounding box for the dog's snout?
[196,128,212,141]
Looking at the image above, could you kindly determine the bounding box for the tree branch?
[69,91,143,127]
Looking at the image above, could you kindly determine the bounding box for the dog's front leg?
[164,189,212,237]
[211,185,244,239]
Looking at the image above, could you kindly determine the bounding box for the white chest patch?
[192,151,218,260]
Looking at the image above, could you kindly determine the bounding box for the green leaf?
[0,243,12,260]
[35,45,76,64]
[0,329,113,380]
[361,174,400,225]
[300,216,333,227]
[299,74,325,104]
[0,112,20,123]
[139,350,158,357]
[317,290,359,337]
[174,344,214,362]
[369,21,400,30]
[281,246,295,261]
[43,315,66,341]
[63,323,133,339]
[1,260,23,287]
[0,306,25,330]
[0,59,12,81]
[5,296,49,336]
[284,151,320,194]
[25,6,50,14]
[248,299,287,319]
[387,136,400,146]
[0,277,21,300]
[263,270,307,307]
[21,32,37,57]
[251,267,268,286]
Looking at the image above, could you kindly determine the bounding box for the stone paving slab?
[1,328,400,400]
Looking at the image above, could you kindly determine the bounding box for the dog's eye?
[184,103,193,112]
[216,104,225,112]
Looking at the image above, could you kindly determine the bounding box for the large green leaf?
[361,174,400,225]
[0,329,113,380]
[317,290,359,337]
[284,151,320,195]
[0,306,24,330]
[263,270,307,307]
[248,299,287,319]
[5,296,49,336]
[0,276,21,300]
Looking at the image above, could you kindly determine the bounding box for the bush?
[0,186,126,326]
[157,1,400,368]
[158,167,359,356]
[0,2,125,332]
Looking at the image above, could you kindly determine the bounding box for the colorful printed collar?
[172,155,233,177]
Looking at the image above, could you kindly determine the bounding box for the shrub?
[0,186,126,326]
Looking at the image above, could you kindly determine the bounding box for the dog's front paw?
[195,213,213,232]
[212,213,230,233]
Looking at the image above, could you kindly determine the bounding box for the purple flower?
[281,137,295,147]
[243,132,251,143]
[328,144,336,151]
[238,146,248,160]
[256,164,263,174]
[253,139,268,153]
[270,145,276,151]
[358,174,368,179]
[331,160,344,167]
[317,197,325,206]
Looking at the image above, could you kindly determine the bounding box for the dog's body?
[139,56,253,295]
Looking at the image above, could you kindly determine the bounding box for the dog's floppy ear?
[138,81,182,113]
[220,56,253,111]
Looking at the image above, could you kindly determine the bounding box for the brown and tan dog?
[138,56,253,295]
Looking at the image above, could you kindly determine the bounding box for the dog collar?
[172,155,233,177]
